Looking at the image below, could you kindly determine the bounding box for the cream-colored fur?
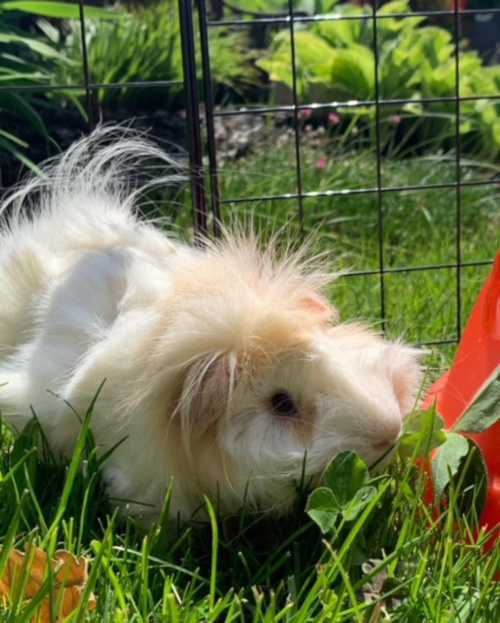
[0,128,423,524]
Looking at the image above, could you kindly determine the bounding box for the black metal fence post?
[197,0,222,237]
[178,0,208,241]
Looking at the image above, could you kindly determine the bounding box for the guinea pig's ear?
[299,294,338,324]
[175,351,237,436]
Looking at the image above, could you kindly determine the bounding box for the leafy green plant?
[306,451,381,534]
[0,3,59,170]
[51,0,256,114]
[0,0,120,173]
[256,0,500,160]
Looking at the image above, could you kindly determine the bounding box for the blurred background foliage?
[1,0,500,183]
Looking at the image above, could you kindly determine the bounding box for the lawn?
[1,141,500,621]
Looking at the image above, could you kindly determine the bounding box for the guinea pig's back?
[0,127,190,443]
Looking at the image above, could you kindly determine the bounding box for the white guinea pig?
[0,128,423,524]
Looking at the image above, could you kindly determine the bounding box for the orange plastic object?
[422,250,500,536]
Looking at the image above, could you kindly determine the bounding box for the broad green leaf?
[306,482,378,531]
[459,120,474,134]
[431,432,469,498]
[329,45,374,101]
[315,5,364,47]
[306,487,340,533]
[257,56,297,91]
[377,0,411,14]
[1,1,125,20]
[317,0,342,9]
[377,1,424,35]
[291,31,336,68]
[325,451,369,508]
[225,0,287,13]
[453,365,500,433]
[398,404,447,458]
[257,30,336,97]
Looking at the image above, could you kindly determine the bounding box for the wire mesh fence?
[1,0,500,363]
[184,1,500,362]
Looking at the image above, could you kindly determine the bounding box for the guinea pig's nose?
[373,418,402,450]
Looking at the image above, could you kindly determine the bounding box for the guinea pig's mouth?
[369,441,399,472]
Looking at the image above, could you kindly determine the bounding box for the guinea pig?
[0,127,423,524]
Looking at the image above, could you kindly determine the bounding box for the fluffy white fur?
[0,128,423,524]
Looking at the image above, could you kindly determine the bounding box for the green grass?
[2,144,500,620]
[3,406,500,621]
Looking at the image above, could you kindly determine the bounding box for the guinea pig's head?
[162,242,424,519]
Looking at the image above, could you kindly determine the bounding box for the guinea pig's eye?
[271,392,297,417]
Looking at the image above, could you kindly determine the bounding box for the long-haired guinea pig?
[0,127,423,524]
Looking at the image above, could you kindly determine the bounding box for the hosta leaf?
[329,45,374,101]
[257,30,336,93]
[315,7,364,47]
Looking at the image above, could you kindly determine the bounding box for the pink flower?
[316,157,326,169]
[328,112,340,124]
[299,108,312,117]
[388,114,401,126]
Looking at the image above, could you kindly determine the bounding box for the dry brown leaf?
[0,544,97,621]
